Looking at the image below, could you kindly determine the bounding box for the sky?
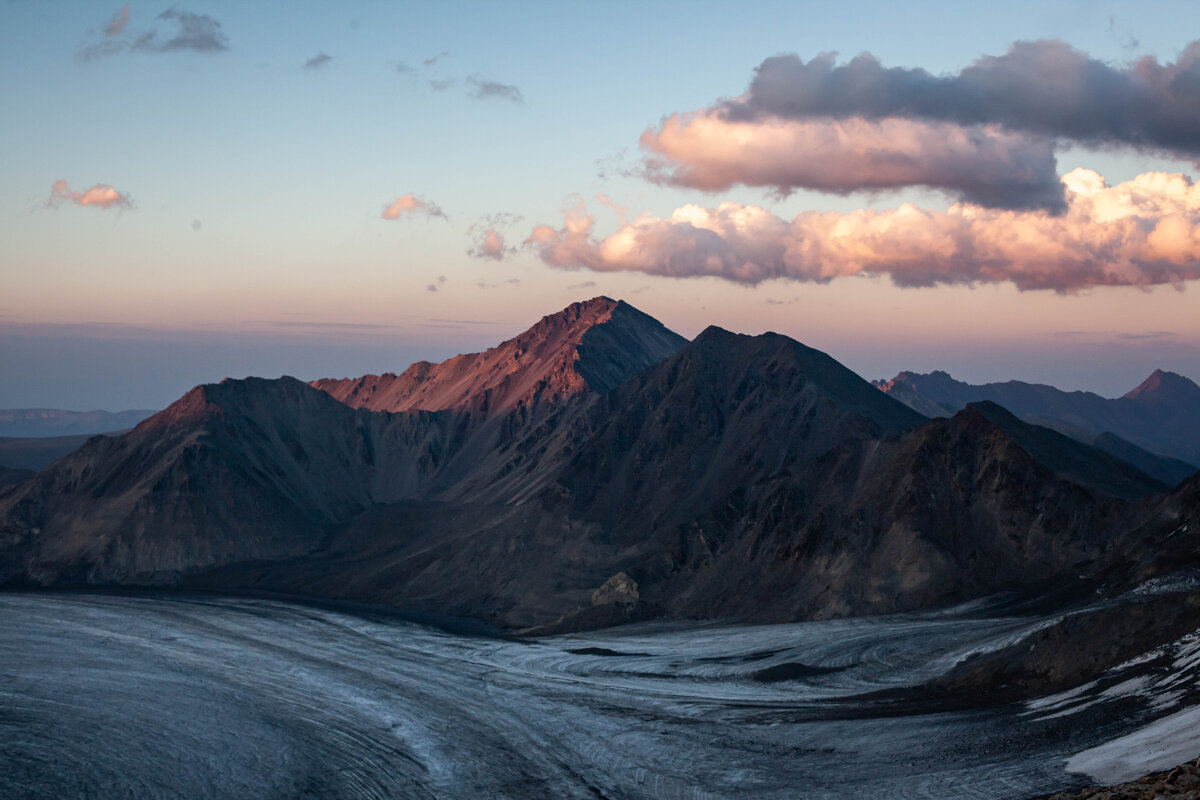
[3,0,1200,410]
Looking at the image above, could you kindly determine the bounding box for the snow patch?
[1066,704,1200,784]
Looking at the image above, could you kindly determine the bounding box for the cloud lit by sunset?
[528,169,1200,291]
[381,193,447,221]
[47,179,132,210]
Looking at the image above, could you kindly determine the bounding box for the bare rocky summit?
[312,297,685,415]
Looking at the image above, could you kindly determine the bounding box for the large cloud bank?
[638,40,1200,211]
[528,169,1200,292]
[641,114,1064,210]
[727,41,1200,154]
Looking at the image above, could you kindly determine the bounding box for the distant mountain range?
[3,297,1196,658]
[874,369,1200,482]
[0,408,156,438]
[0,409,155,476]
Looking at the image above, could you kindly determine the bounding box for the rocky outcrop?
[591,572,639,606]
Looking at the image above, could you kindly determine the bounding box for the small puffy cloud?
[78,5,134,60]
[47,179,133,210]
[428,78,456,92]
[527,169,1200,292]
[640,112,1064,211]
[567,281,598,291]
[472,229,510,260]
[424,51,450,67]
[303,52,333,70]
[105,5,130,36]
[79,5,229,60]
[477,278,521,289]
[381,193,447,221]
[425,275,448,293]
[467,212,523,260]
[135,7,229,53]
[467,76,524,104]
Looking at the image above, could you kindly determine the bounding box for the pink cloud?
[466,212,522,260]
[472,229,508,260]
[47,179,133,210]
[527,169,1200,292]
[105,5,130,37]
[640,111,1063,210]
[381,193,446,221]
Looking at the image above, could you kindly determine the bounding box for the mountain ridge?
[312,296,687,417]
[0,299,1196,650]
[875,369,1200,466]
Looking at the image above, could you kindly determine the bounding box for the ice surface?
[1066,704,1200,784]
[0,591,1198,799]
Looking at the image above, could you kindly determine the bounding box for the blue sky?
[3,1,1200,409]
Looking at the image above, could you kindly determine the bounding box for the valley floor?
[1,590,1198,799]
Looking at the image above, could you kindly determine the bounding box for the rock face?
[311,297,686,416]
[1,298,1197,640]
[874,369,1200,468]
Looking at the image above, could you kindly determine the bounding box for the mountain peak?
[1123,369,1200,400]
[313,298,687,414]
[136,376,328,432]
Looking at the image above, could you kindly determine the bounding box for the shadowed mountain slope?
[0,378,377,585]
[561,326,928,537]
[535,397,1150,628]
[1092,432,1199,488]
[963,402,1167,499]
[189,330,1177,632]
